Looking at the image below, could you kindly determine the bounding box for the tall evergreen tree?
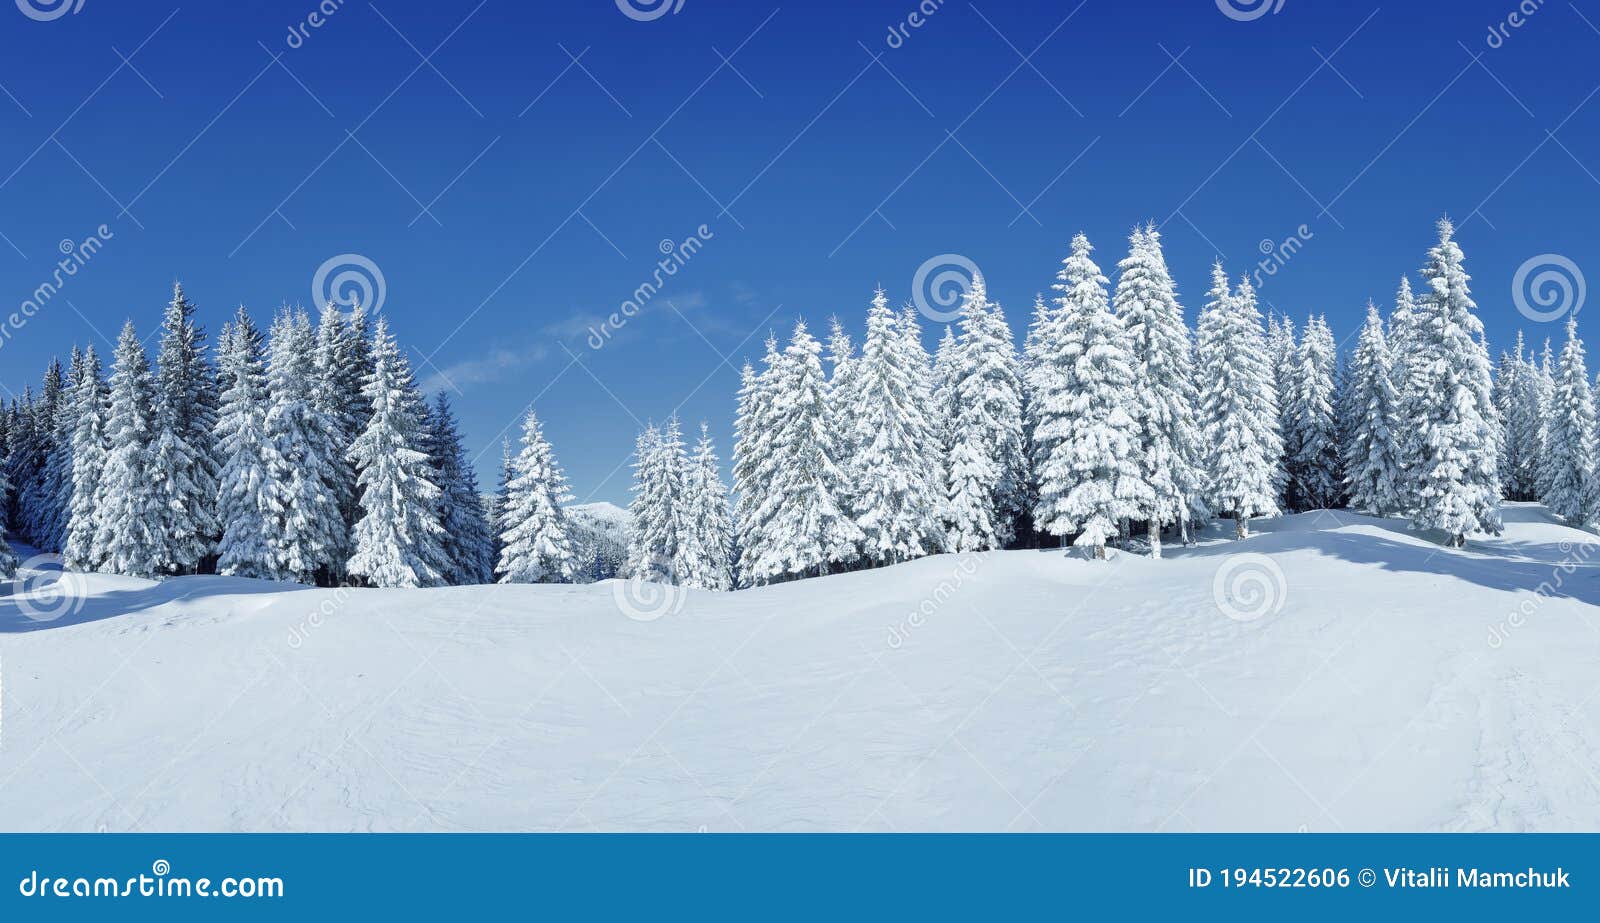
[214,308,286,579]
[943,273,1027,551]
[148,283,220,574]
[1540,317,1598,526]
[347,317,448,588]
[678,422,733,590]
[62,344,108,570]
[1115,225,1205,556]
[732,345,782,586]
[93,322,161,576]
[1196,267,1283,539]
[425,393,494,585]
[497,408,579,584]
[1406,219,1503,546]
[1342,303,1404,516]
[1281,315,1341,510]
[1032,233,1151,558]
[1495,333,1543,501]
[264,309,348,584]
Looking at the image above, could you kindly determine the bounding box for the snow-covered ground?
[1,503,1598,832]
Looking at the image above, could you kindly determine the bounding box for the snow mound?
[2,503,1598,832]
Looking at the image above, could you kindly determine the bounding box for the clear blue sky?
[0,0,1595,503]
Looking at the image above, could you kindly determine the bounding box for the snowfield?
[2,503,1599,832]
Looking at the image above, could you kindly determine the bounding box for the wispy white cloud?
[422,343,550,394]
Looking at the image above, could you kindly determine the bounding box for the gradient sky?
[0,0,1596,503]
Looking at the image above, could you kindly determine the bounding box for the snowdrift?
[2,503,1598,832]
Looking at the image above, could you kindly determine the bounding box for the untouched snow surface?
[2,504,1599,832]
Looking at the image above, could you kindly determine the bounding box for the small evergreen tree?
[497,409,580,584]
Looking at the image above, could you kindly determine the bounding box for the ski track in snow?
[2,503,1600,832]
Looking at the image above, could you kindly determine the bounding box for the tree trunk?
[1093,542,1107,561]
[1234,513,1248,540]
[1148,520,1162,560]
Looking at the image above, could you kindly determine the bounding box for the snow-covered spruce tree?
[1342,303,1404,516]
[424,393,494,585]
[44,348,86,554]
[899,305,950,551]
[1281,315,1341,511]
[762,320,865,579]
[678,422,733,590]
[1406,219,1503,547]
[1032,233,1152,558]
[732,346,781,586]
[1114,225,1206,556]
[497,408,579,584]
[1196,267,1283,539]
[214,308,286,580]
[825,318,863,524]
[264,309,348,584]
[487,437,512,578]
[627,419,688,583]
[932,323,959,464]
[1495,333,1543,501]
[346,317,448,588]
[93,322,162,577]
[312,306,364,565]
[850,292,943,565]
[147,282,220,575]
[1539,317,1599,526]
[944,272,1027,552]
[19,361,65,548]
[62,344,108,570]
[1533,339,1558,500]
[1387,276,1428,514]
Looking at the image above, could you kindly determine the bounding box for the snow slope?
[2,504,1599,832]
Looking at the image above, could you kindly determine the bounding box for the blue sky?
[0,0,1596,503]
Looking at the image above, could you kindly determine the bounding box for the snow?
[2,504,1599,832]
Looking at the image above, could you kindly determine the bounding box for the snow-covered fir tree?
[1281,315,1341,511]
[497,408,580,584]
[825,319,863,525]
[1114,225,1205,556]
[850,292,942,565]
[147,282,220,575]
[1495,333,1543,501]
[213,308,285,580]
[1342,303,1404,516]
[312,306,365,565]
[424,393,494,585]
[1406,219,1503,546]
[346,317,448,588]
[943,272,1027,551]
[677,423,733,590]
[62,344,108,570]
[264,309,349,584]
[1196,267,1283,539]
[1540,317,1598,526]
[93,322,162,576]
[761,320,864,579]
[627,419,687,583]
[486,438,512,577]
[1032,233,1151,558]
[732,346,781,586]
